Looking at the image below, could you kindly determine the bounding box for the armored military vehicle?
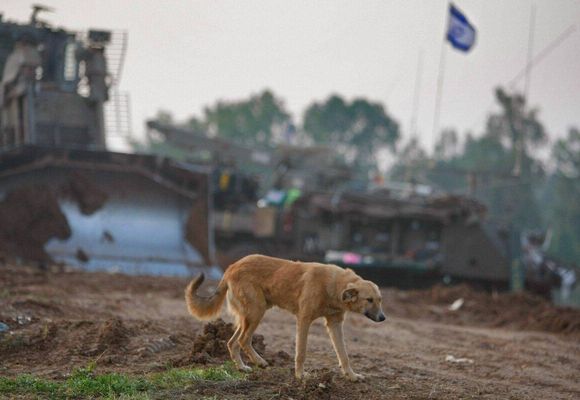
[0,7,216,276]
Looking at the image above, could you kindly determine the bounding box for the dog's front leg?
[325,315,364,382]
[294,317,312,380]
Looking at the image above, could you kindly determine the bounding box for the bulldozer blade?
[0,146,220,278]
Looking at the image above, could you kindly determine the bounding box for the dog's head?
[341,280,386,322]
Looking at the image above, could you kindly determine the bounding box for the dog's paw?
[256,359,269,368]
[346,372,365,382]
[238,365,253,373]
[294,370,309,380]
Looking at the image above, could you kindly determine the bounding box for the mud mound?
[30,321,59,350]
[63,172,108,215]
[96,318,131,351]
[251,333,266,355]
[0,321,58,355]
[261,368,352,400]
[292,369,336,400]
[427,283,488,303]
[487,294,580,335]
[389,284,580,336]
[192,318,234,360]
[185,318,266,364]
[11,299,63,318]
[0,185,71,262]
[273,350,291,363]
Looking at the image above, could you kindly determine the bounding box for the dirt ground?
[1,264,579,399]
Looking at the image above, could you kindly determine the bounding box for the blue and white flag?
[446,4,476,52]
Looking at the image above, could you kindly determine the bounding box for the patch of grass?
[0,369,150,399]
[0,363,243,399]
[63,366,152,398]
[0,374,60,397]
[151,362,244,389]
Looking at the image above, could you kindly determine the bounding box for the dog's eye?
[366,298,373,303]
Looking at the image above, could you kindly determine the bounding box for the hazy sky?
[3,0,580,153]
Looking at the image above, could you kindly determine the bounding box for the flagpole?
[431,3,450,154]
[514,3,537,177]
[410,49,424,140]
[524,3,536,101]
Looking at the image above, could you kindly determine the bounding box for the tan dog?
[185,254,385,381]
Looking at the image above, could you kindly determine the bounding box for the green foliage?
[552,127,580,178]
[491,88,548,151]
[303,94,399,176]
[545,128,580,263]
[460,134,511,170]
[391,88,546,231]
[150,363,243,388]
[0,374,61,397]
[204,90,291,147]
[458,90,547,230]
[0,363,243,399]
[144,90,292,173]
[433,128,459,160]
[146,91,399,180]
[63,366,152,398]
[153,110,174,125]
[388,137,430,183]
[303,95,352,145]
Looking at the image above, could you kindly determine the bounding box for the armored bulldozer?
[0,7,217,276]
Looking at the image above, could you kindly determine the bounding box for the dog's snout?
[364,311,386,322]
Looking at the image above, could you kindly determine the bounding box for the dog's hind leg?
[226,291,252,372]
[227,324,249,372]
[238,307,268,368]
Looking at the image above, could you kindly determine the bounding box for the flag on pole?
[447,4,477,52]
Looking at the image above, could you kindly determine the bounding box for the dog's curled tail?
[185,273,228,320]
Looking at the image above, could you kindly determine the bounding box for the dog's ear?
[342,287,358,303]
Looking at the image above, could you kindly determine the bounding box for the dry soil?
[1,265,579,399]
